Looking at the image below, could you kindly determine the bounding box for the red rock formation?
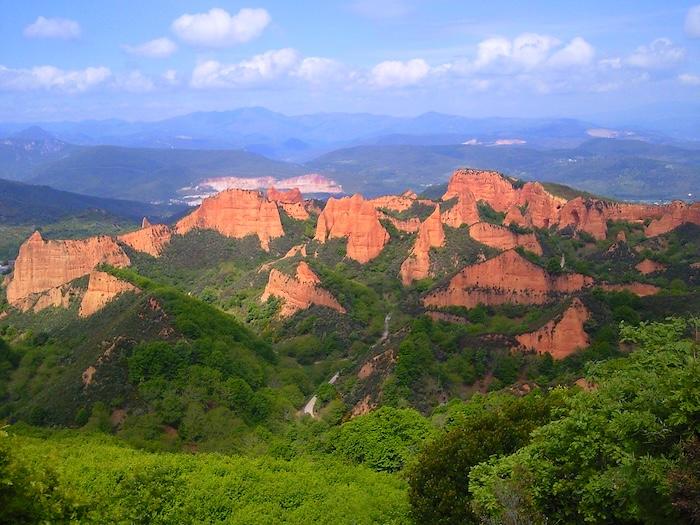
[645,201,700,237]
[6,232,130,309]
[79,271,139,317]
[515,298,590,359]
[443,169,520,212]
[441,189,480,228]
[635,259,667,275]
[600,282,661,297]
[379,213,421,233]
[118,219,172,257]
[279,202,310,221]
[261,262,345,317]
[424,250,592,308]
[400,205,445,285]
[176,189,284,250]
[30,283,76,312]
[504,205,528,227]
[558,198,608,239]
[267,187,303,204]
[513,182,566,229]
[468,222,542,255]
[314,194,390,263]
[370,190,433,213]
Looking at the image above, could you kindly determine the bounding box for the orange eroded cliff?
[267,187,303,204]
[314,194,390,263]
[440,189,480,228]
[423,250,592,308]
[645,201,700,237]
[79,271,139,317]
[118,218,173,256]
[515,298,590,359]
[635,259,667,275]
[443,169,519,212]
[468,222,542,255]
[400,205,445,285]
[600,282,661,297]
[6,232,131,308]
[176,189,284,250]
[261,262,345,317]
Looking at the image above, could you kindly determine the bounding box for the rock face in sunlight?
[635,258,667,275]
[176,189,284,250]
[261,262,345,317]
[267,187,303,204]
[400,205,445,285]
[314,194,390,263]
[6,231,130,310]
[118,218,173,257]
[423,250,592,308]
[440,188,480,228]
[644,201,700,237]
[515,298,590,359]
[468,222,542,255]
[600,282,661,297]
[443,169,519,212]
[79,271,139,318]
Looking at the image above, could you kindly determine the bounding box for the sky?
[1,0,699,122]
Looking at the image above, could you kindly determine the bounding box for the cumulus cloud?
[548,37,595,68]
[162,69,179,84]
[678,73,700,86]
[294,57,347,84]
[191,48,301,88]
[123,37,177,58]
[23,16,81,40]
[626,38,685,69]
[172,7,270,47]
[0,65,110,93]
[685,5,700,38]
[114,70,155,92]
[370,59,430,87]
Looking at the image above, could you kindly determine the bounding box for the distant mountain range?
[1,107,694,163]
[0,108,698,203]
[0,178,181,225]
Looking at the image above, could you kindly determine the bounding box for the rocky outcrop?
[176,189,284,250]
[30,283,77,313]
[515,298,590,359]
[315,194,390,263]
[600,282,661,297]
[79,271,139,317]
[645,201,700,237]
[635,259,667,275]
[6,232,130,309]
[380,213,421,233]
[468,222,542,255]
[279,202,310,221]
[370,191,433,213]
[424,250,592,308]
[261,262,345,317]
[443,169,519,212]
[441,189,480,228]
[267,187,303,204]
[118,218,172,256]
[440,170,699,240]
[400,205,445,285]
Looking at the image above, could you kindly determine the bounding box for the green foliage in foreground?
[469,318,700,524]
[8,429,410,524]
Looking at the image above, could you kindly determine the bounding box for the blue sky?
[1,0,699,122]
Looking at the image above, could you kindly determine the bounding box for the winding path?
[302,313,392,418]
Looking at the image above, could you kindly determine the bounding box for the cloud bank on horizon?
[0,1,699,121]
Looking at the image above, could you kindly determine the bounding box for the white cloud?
[473,37,512,69]
[626,38,685,69]
[162,69,179,84]
[349,0,412,19]
[370,59,430,88]
[191,48,301,88]
[172,7,270,47]
[23,16,81,40]
[678,73,700,86]
[115,70,155,92]
[123,37,177,58]
[294,57,346,84]
[685,5,700,38]
[511,33,560,70]
[548,37,595,68]
[0,65,110,93]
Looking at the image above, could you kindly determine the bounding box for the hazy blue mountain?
[307,139,700,201]
[0,178,180,224]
